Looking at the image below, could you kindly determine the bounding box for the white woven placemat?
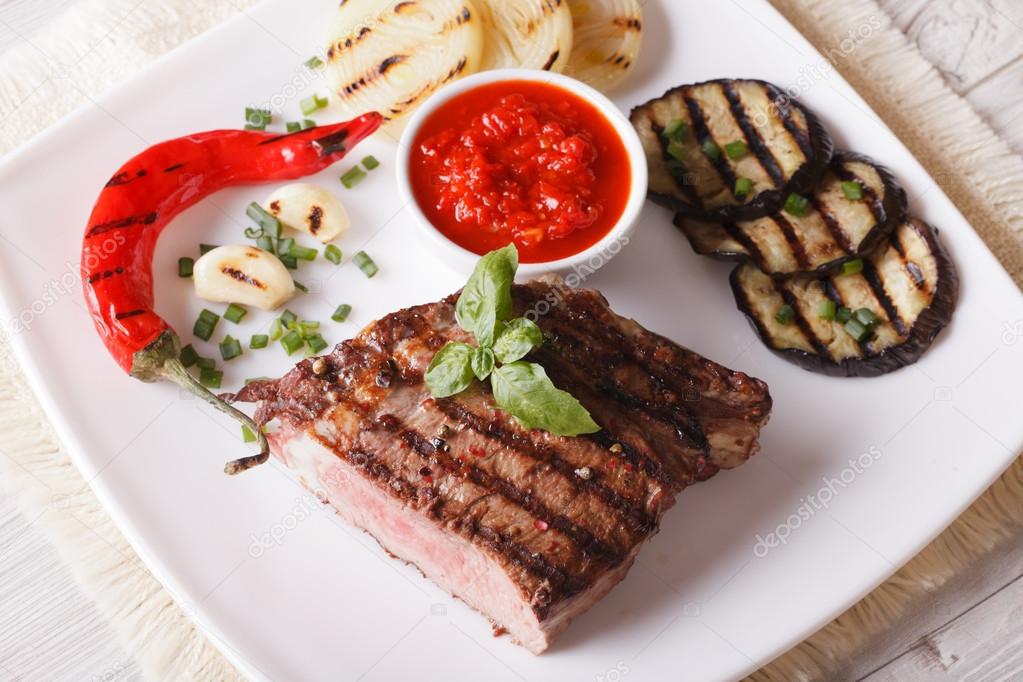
[1,1,1020,679]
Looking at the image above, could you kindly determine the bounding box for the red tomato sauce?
[409,80,631,263]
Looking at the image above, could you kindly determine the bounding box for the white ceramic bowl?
[395,68,648,278]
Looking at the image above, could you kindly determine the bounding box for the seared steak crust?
[233,276,771,636]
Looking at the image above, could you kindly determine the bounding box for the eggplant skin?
[731,218,959,378]
[835,151,909,271]
[630,79,834,223]
[674,151,909,278]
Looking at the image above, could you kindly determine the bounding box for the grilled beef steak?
[232,276,772,653]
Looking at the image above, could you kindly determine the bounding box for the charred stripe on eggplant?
[731,218,958,377]
[722,80,786,186]
[675,151,905,276]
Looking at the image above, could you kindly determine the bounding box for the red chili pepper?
[81,113,382,474]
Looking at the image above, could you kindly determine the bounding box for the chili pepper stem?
[130,330,269,475]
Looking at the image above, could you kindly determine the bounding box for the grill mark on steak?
[315,385,635,591]
[534,347,703,485]
[328,359,654,555]
[434,399,659,533]
[520,293,713,482]
[596,380,710,453]
[469,524,580,614]
[311,429,584,603]
[398,429,627,563]
[522,281,772,425]
[234,276,772,637]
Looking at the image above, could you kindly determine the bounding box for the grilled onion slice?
[324,0,484,123]
[563,0,642,92]
[731,218,958,377]
[631,79,834,222]
[475,0,573,72]
[676,152,907,276]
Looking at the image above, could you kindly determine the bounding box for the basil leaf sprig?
[425,245,600,437]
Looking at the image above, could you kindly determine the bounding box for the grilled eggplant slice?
[676,152,907,276]
[731,218,958,377]
[631,79,834,222]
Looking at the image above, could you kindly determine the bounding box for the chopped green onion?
[277,237,295,256]
[353,250,378,278]
[331,304,352,322]
[735,178,754,197]
[701,140,722,160]
[842,258,864,276]
[286,121,302,133]
[281,330,304,355]
[288,243,318,261]
[775,304,796,326]
[667,141,685,162]
[836,306,853,323]
[196,357,216,371]
[324,244,342,265]
[179,344,199,368]
[224,303,247,324]
[300,95,324,116]
[178,257,194,278]
[243,226,263,240]
[298,320,320,336]
[818,300,837,321]
[219,335,243,361]
[314,94,328,108]
[340,166,367,189]
[246,202,281,236]
[199,244,218,255]
[841,181,864,201]
[783,193,810,217]
[280,309,298,325]
[241,425,257,443]
[279,254,298,270]
[193,309,219,341]
[250,334,269,349]
[256,235,275,253]
[304,56,324,69]
[661,119,689,142]
[245,107,272,128]
[269,318,283,341]
[844,318,873,343]
[301,119,317,130]
[293,280,308,293]
[199,367,223,389]
[306,334,329,354]
[853,308,881,328]
[724,140,749,160]
[362,155,380,171]
[245,377,270,385]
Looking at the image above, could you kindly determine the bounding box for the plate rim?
[0,0,1021,679]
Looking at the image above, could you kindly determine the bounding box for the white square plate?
[1,1,1022,680]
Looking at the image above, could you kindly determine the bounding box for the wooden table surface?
[1,0,1021,680]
